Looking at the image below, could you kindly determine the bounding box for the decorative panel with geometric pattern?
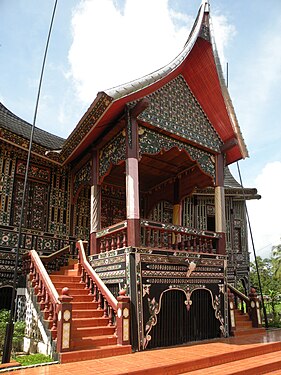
[139,75,222,152]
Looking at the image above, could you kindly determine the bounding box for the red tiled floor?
[2,329,281,375]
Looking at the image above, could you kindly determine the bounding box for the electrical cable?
[1,0,58,363]
[236,161,269,328]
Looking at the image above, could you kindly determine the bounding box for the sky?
[0,0,281,259]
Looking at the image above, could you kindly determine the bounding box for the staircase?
[232,309,265,337]
[50,262,131,363]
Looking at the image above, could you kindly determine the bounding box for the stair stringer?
[23,279,58,360]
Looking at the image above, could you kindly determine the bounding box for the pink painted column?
[215,153,226,254]
[126,108,140,247]
[125,99,149,248]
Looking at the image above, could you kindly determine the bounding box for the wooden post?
[90,150,101,255]
[228,288,236,335]
[125,99,149,247]
[249,287,262,328]
[116,290,131,346]
[215,153,226,254]
[56,287,73,353]
[125,107,140,247]
[172,179,181,245]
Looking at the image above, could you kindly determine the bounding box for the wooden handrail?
[76,240,118,311]
[40,245,70,264]
[227,283,250,303]
[30,249,59,303]
[96,220,127,239]
[141,219,221,239]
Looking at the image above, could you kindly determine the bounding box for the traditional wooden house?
[0,0,262,362]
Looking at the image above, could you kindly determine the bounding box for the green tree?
[272,243,281,278]
[0,310,26,357]
[250,253,281,325]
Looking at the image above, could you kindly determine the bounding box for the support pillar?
[126,109,140,247]
[172,178,181,243]
[90,150,101,255]
[215,153,226,254]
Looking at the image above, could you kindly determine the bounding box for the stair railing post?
[116,289,130,346]
[56,287,73,353]
[248,287,262,328]
[228,288,236,335]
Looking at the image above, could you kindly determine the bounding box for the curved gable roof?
[62,1,248,165]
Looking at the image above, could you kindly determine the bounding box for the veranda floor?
[1,329,281,375]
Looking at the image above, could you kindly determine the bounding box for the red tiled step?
[129,341,281,375]
[50,275,81,282]
[71,334,117,349]
[71,302,100,310]
[234,327,265,337]
[72,326,115,337]
[186,350,281,374]
[69,295,96,302]
[72,309,102,318]
[59,344,131,364]
[72,317,109,328]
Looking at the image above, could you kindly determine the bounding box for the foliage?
[13,353,53,366]
[272,243,281,278]
[0,309,26,356]
[250,250,281,326]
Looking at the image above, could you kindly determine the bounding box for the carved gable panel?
[139,75,222,152]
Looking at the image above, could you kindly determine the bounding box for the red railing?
[76,240,130,345]
[140,219,220,253]
[26,250,60,339]
[96,221,128,253]
[228,284,263,335]
[40,245,71,273]
[95,219,220,253]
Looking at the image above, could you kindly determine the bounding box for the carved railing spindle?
[103,299,108,318]
[100,240,105,253]
[108,306,114,326]
[117,234,121,249]
[97,291,102,310]
[122,231,127,247]
[93,283,97,303]
[105,238,110,252]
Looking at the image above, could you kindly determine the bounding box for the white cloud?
[211,13,236,75]
[247,161,281,258]
[68,0,233,104]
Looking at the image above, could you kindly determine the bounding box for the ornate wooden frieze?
[139,75,222,152]
[48,167,70,235]
[89,252,127,292]
[61,93,113,162]
[73,161,91,200]
[16,160,51,182]
[139,127,216,179]
[0,147,16,225]
[99,131,126,179]
[134,250,226,349]
[100,185,126,228]
[0,128,61,163]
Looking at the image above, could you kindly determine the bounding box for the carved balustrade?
[140,219,220,253]
[95,219,220,254]
[26,250,61,340]
[96,221,128,253]
[76,240,130,345]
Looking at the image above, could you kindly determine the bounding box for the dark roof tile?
[0,102,65,150]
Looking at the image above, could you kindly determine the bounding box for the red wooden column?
[125,99,149,248]
[172,178,181,244]
[90,150,101,255]
[215,153,226,254]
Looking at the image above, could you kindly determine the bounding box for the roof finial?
[201,0,210,12]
